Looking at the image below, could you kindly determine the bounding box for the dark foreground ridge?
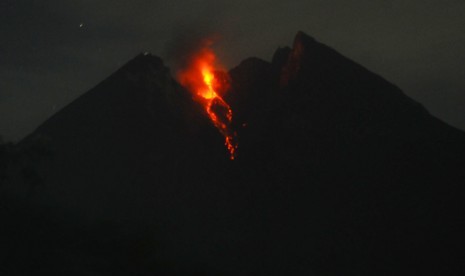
[2,32,464,275]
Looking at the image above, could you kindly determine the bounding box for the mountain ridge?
[8,31,465,275]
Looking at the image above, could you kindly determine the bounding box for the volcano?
[2,32,465,275]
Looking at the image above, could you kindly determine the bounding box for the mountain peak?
[13,31,465,276]
[115,52,168,82]
[294,31,316,48]
[279,31,318,86]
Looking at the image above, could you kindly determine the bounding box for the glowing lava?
[177,42,238,160]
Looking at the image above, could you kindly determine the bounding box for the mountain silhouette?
[2,32,464,275]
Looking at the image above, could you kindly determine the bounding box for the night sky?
[2,0,465,141]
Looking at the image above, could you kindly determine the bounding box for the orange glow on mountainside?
[177,43,238,160]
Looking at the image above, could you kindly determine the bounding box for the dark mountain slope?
[4,54,250,275]
[227,31,465,275]
[3,32,464,275]
[29,53,238,219]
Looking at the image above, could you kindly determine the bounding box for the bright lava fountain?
[177,43,238,160]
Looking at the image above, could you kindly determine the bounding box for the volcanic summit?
[2,31,465,275]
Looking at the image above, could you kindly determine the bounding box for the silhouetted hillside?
[2,32,464,275]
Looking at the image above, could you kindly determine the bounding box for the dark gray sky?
[2,0,465,141]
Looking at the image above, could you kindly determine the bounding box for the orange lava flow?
[177,44,238,160]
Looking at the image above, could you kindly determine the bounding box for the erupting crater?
[177,41,238,160]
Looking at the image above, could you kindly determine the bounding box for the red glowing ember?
[177,41,238,160]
